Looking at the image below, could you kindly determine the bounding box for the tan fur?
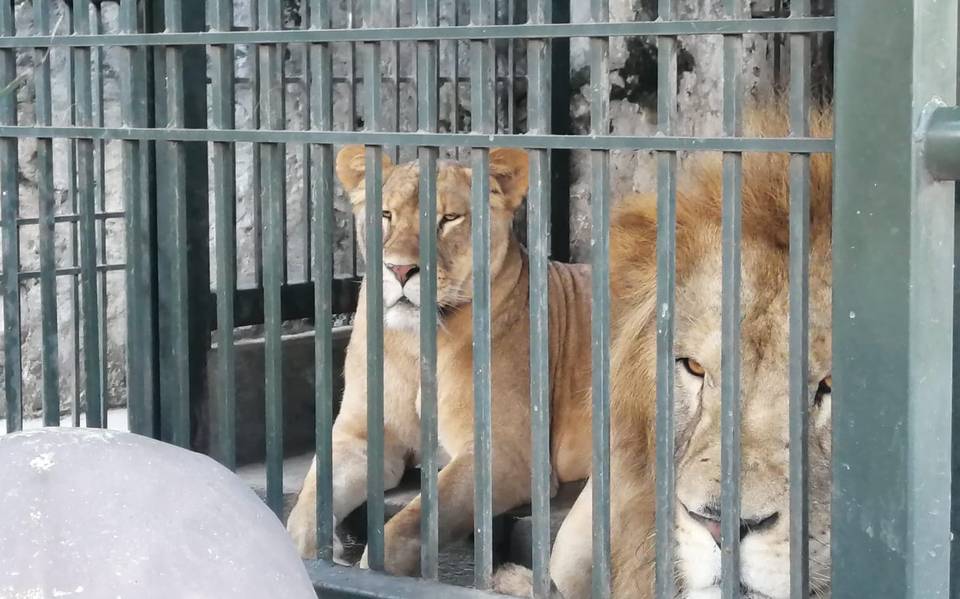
[538,106,835,599]
[287,147,594,577]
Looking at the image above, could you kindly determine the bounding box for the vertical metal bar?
[833,1,956,598]
[310,0,336,563]
[390,0,400,162]
[119,0,153,437]
[952,8,960,597]
[67,3,82,429]
[249,0,264,288]
[0,0,21,434]
[348,0,360,278]
[452,0,460,145]
[33,0,61,427]
[260,0,286,516]
[301,2,312,283]
[416,0,440,581]
[93,4,109,428]
[157,0,191,447]
[470,0,495,588]
[73,0,104,429]
[211,0,238,470]
[363,0,386,572]
[787,2,811,598]
[527,0,552,595]
[589,0,611,596]
[654,1,677,597]
[720,1,744,598]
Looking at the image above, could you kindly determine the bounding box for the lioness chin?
[494,106,834,599]
[286,146,594,577]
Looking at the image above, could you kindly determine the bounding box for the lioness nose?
[685,505,780,546]
[386,263,419,285]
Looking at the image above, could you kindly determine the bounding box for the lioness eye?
[679,358,705,377]
[814,375,832,407]
[382,210,392,220]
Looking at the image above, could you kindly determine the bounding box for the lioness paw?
[491,563,565,598]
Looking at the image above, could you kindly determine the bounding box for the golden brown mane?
[607,104,834,470]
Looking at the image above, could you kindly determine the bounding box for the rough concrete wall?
[1,0,825,418]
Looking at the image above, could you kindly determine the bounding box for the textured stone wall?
[1,0,830,418]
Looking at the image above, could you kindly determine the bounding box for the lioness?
[287,146,594,576]
[504,107,834,598]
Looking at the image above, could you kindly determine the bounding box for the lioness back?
[546,261,593,483]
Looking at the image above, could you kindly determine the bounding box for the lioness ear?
[335,145,394,194]
[489,148,529,212]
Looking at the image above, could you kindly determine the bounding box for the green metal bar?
[470,0,495,588]
[833,1,956,598]
[0,126,833,153]
[0,18,837,48]
[210,0,237,471]
[93,4,109,429]
[654,1,676,597]
[310,0,336,564]
[787,1,811,598]
[73,0,104,429]
[300,3,312,284]
[416,0,440,581]
[33,0,61,427]
[157,0,191,447]
[589,0,611,596]
[527,0,552,595]
[259,0,286,517]
[0,0,22,434]
[364,0,387,571]
[16,211,126,226]
[67,3,81,429]
[249,0,264,289]
[306,560,512,598]
[119,0,153,437]
[719,2,744,597]
[952,9,960,597]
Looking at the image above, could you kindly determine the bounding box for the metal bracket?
[923,104,960,181]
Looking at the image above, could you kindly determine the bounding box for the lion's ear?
[489,148,529,212]
[335,145,394,195]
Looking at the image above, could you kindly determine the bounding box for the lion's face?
[336,147,529,331]
[669,236,832,599]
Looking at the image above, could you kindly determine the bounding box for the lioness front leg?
[359,447,532,576]
[287,428,407,561]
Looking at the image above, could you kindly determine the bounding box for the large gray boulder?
[0,428,315,599]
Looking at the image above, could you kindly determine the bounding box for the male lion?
[286,146,594,577]
[503,108,834,598]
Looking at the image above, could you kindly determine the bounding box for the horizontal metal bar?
[305,560,512,598]
[0,18,837,48]
[13,211,126,226]
[0,263,127,282]
[0,126,835,153]
[923,105,960,181]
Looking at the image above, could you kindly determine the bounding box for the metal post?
[833,1,957,598]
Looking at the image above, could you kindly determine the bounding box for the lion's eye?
[441,213,461,222]
[382,210,392,220]
[814,375,831,407]
[679,358,705,378]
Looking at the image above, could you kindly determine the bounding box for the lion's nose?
[684,504,780,547]
[386,263,419,285]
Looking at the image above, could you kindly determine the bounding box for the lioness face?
[335,147,529,330]
[672,239,832,599]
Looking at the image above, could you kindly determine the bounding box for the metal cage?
[0,0,958,598]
